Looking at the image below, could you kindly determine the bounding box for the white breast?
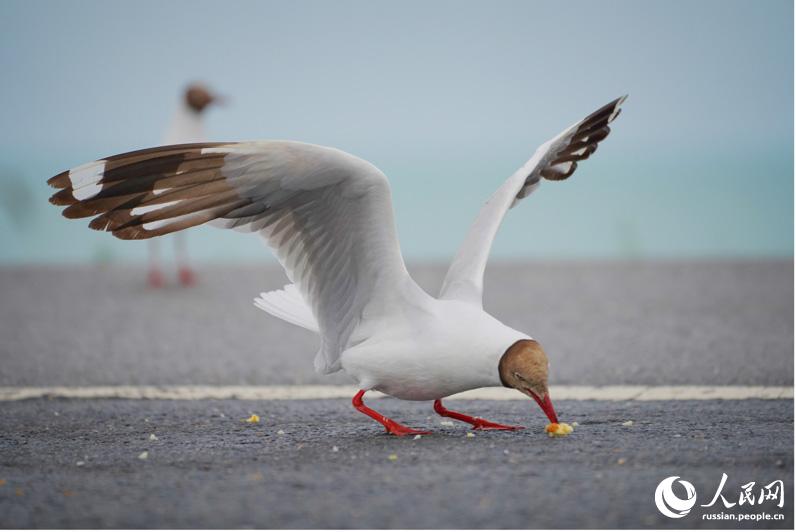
[340,299,529,400]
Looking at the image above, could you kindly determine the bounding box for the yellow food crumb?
[387,453,398,461]
[244,414,260,423]
[466,432,475,438]
[545,422,574,437]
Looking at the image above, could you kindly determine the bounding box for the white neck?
[163,101,205,144]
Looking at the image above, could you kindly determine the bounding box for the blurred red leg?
[178,267,196,287]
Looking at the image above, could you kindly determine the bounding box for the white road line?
[0,385,791,401]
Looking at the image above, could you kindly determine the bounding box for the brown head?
[185,83,222,113]
[499,339,558,423]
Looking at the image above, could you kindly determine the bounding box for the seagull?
[148,82,224,288]
[48,96,626,436]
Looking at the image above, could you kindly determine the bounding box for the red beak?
[528,390,558,424]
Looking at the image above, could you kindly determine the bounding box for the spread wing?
[48,140,423,373]
[439,95,627,306]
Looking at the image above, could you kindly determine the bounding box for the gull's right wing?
[439,96,627,306]
[48,140,425,373]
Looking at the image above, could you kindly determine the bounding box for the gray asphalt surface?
[0,260,792,386]
[0,261,793,528]
[0,399,792,528]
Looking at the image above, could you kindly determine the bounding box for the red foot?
[178,267,196,287]
[433,399,524,431]
[147,268,165,288]
[353,390,431,437]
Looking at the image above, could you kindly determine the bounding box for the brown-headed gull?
[148,83,224,287]
[48,96,626,436]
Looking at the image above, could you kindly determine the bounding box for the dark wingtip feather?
[47,171,70,188]
[49,188,76,206]
[88,215,113,232]
[113,227,150,240]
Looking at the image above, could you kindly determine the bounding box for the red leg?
[353,390,431,436]
[178,266,197,287]
[433,399,524,431]
[147,268,165,288]
[147,240,165,288]
[175,233,196,287]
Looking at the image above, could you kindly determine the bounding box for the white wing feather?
[439,96,627,306]
[254,284,319,332]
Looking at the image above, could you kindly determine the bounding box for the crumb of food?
[545,422,574,437]
[617,457,627,465]
[621,420,634,427]
[466,432,475,438]
[440,420,455,427]
[413,434,422,440]
[138,451,149,460]
[332,446,339,452]
[149,433,158,441]
[277,429,285,435]
[387,453,398,462]
[244,414,260,423]
[15,488,24,497]
[76,461,85,467]
[571,421,579,427]
[0,479,6,487]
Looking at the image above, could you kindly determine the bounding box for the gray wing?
[48,140,424,373]
[439,96,627,305]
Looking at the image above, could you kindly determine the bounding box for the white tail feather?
[254,284,319,332]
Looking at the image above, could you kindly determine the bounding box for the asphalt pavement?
[0,260,792,386]
[0,260,793,528]
[0,399,792,528]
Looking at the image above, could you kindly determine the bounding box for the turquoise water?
[1,141,791,264]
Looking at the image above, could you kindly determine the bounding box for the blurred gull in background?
[148,83,224,287]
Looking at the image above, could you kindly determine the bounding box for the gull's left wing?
[439,95,627,306]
